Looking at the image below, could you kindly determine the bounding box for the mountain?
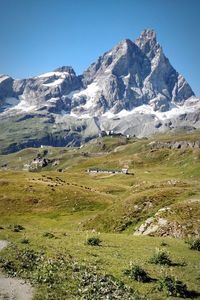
[0,29,200,153]
[0,66,82,114]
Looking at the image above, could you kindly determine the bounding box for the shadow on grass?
[186,290,200,299]
[170,261,187,267]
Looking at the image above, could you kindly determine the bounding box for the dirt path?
[0,240,34,300]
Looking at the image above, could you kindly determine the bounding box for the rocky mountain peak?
[138,28,157,41]
[117,38,134,50]
[53,66,76,75]
[135,28,161,59]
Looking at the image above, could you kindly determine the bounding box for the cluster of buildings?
[87,168,128,174]
[98,130,130,138]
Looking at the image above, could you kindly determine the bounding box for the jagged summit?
[54,66,76,75]
[137,28,157,42]
[135,28,161,59]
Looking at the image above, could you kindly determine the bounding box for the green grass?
[0,133,200,299]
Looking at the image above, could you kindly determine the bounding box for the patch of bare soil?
[0,240,34,300]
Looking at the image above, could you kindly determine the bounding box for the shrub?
[189,238,200,251]
[86,236,102,246]
[10,224,25,232]
[43,232,55,238]
[160,241,168,247]
[78,271,144,299]
[0,259,17,276]
[158,275,188,297]
[21,238,29,244]
[124,265,150,282]
[17,249,39,271]
[149,250,172,265]
[0,244,145,300]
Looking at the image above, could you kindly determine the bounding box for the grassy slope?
[0,133,200,299]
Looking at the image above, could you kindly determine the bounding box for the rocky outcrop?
[134,200,200,238]
[149,140,200,150]
[26,158,60,171]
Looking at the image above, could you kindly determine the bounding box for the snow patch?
[106,50,113,57]
[8,95,37,113]
[68,82,100,110]
[43,78,64,87]
[0,75,10,83]
[14,100,37,112]
[102,98,200,120]
[121,73,130,85]
[124,73,130,79]
[103,111,115,118]
[46,97,59,103]
[104,69,112,74]
[70,111,91,119]
[37,71,69,78]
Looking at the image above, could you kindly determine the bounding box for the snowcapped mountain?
[77,29,194,116]
[0,66,82,115]
[0,29,199,153]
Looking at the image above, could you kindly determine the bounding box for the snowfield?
[102,97,200,120]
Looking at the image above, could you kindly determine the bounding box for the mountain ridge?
[0,29,199,153]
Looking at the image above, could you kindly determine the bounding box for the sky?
[0,0,199,96]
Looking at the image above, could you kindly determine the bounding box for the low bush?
[86,236,102,246]
[10,224,25,232]
[78,271,145,299]
[160,241,168,247]
[149,250,172,265]
[124,265,150,282]
[0,245,145,300]
[157,275,188,297]
[17,249,39,271]
[21,238,29,244]
[43,232,55,238]
[0,259,17,276]
[189,238,200,251]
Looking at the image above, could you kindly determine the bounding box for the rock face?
[134,200,200,238]
[0,29,199,153]
[148,140,200,150]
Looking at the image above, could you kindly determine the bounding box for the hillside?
[0,133,199,299]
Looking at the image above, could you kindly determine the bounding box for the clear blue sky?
[0,0,199,96]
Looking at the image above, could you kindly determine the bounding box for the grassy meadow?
[0,133,200,299]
